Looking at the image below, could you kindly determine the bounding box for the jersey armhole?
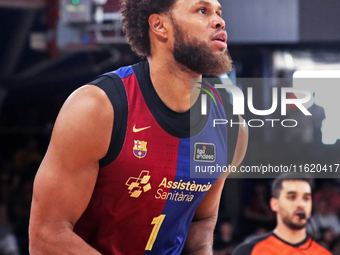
[219,88,239,166]
[88,74,128,167]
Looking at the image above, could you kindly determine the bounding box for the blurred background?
[0,0,340,254]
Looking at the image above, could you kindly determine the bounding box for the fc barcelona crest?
[133,140,147,159]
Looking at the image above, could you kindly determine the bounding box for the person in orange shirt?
[232,174,332,255]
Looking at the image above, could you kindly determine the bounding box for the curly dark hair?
[120,0,177,57]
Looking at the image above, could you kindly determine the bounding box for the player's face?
[275,180,312,230]
[169,0,232,75]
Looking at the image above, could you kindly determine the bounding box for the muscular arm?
[182,116,248,255]
[29,85,113,255]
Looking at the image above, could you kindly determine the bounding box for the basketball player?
[29,0,248,254]
[232,174,332,255]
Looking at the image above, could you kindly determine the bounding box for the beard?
[171,17,233,76]
[283,216,307,230]
[281,208,308,230]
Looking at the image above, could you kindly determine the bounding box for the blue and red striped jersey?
[74,62,237,255]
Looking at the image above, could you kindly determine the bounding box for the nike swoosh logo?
[133,125,151,133]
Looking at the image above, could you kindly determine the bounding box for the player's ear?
[149,13,169,40]
[270,198,278,212]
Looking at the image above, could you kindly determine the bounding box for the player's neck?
[273,225,307,245]
[147,56,202,113]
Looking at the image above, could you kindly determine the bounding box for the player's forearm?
[182,217,217,255]
[29,226,101,255]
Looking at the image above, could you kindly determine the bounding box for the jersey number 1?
[145,214,166,251]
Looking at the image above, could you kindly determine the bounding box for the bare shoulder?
[30,84,114,233]
[52,84,114,161]
[59,84,112,122]
[61,84,112,121]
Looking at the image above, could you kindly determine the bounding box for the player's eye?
[198,8,207,14]
[287,195,295,200]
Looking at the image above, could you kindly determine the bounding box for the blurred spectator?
[241,182,275,235]
[214,219,239,255]
[0,226,20,255]
[316,229,337,252]
[332,240,340,255]
[0,205,20,255]
[7,177,33,255]
[11,139,42,194]
[12,139,42,173]
[0,162,12,205]
[321,229,337,250]
[309,199,340,239]
[313,182,340,214]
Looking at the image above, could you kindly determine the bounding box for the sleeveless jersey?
[74,61,238,255]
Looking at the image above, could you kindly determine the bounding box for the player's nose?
[296,198,308,207]
[210,14,225,30]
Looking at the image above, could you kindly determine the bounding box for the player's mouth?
[211,31,228,49]
[295,211,307,220]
